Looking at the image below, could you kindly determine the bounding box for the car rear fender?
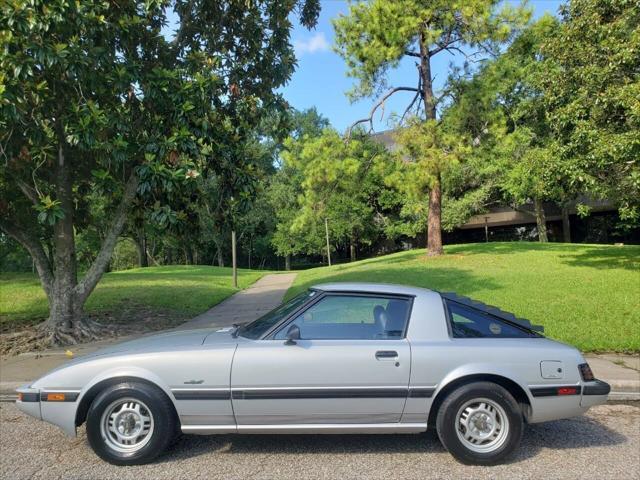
[425,364,534,425]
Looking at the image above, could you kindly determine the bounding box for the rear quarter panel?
[404,291,586,424]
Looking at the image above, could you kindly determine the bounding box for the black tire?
[435,381,523,465]
[86,381,178,466]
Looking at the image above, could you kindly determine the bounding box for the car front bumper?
[15,384,79,437]
[15,385,42,420]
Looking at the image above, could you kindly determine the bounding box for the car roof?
[311,282,437,298]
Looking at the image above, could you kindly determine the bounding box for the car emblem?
[183,379,204,385]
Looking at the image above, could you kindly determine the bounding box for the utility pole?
[325,217,331,266]
[231,230,238,288]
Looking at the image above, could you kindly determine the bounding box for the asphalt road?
[1,403,638,480]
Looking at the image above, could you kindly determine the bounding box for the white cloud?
[294,32,330,57]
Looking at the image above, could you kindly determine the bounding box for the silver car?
[16,283,610,466]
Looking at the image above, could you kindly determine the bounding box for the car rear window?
[445,300,540,338]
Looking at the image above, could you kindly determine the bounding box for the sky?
[283,0,565,133]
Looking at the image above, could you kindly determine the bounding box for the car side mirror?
[284,324,301,345]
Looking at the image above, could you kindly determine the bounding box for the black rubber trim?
[18,392,39,402]
[408,388,436,398]
[530,385,582,397]
[582,380,611,396]
[232,388,409,400]
[40,391,80,402]
[172,390,231,400]
[171,387,436,400]
[375,350,398,358]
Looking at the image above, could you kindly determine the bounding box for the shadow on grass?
[159,416,627,464]
[289,266,503,299]
[558,246,640,271]
[446,241,581,256]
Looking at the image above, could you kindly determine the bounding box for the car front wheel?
[86,381,178,465]
[436,381,523,465]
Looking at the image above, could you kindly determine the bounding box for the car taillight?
[579,363,595,381]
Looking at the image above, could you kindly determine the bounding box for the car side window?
[446,300,538,338]
[273,294,411,340]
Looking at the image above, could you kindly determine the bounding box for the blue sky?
[283,0,564,133]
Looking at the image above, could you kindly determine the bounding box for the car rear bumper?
[580,379,611,407]
[582,379,611,396]
[527,379,610,423]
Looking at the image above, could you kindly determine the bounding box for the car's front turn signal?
[46,393,66,402]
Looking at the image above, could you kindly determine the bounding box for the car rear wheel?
[86,381,178,465]
[436,381,523,465]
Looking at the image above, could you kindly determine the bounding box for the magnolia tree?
[0,0,319,345]
[333,0,529,256]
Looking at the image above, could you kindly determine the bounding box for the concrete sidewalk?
[584,353,640,400]
[177,273,297,330]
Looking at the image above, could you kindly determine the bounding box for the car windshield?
[237,289,316,339]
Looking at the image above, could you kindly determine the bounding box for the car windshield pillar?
[238,290,317,340]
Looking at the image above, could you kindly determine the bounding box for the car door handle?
[375,350,398,359]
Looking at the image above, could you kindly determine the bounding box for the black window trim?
[444,298,542,339]
[262,290,415,341]
[248,288,323,340]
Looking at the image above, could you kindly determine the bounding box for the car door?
[230,293,413,426]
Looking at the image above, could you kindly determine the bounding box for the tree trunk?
[349,236,356,262]
[56,169,138,341]
[184,245,194,265]
[135,228,148,267]
[285,254,291,271]
[216,245,224,267]
[48,286,80,331]
[426,174,444,256]
[533,198,549,242]
[420,31,443,256]
[2,141,138,346]
[561,204,571,243]
[47,144,79,330]
[231,230,238,288]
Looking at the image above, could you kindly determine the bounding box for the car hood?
[70,326,238,362]
[29,326,241,387]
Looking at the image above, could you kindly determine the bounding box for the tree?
[538,0,640,228]
[333,0,530,255]
[269,108,330,268]
[392,117,470,240]
[441,16,568,242]
[0,0,319,344]
[288,129,395,262]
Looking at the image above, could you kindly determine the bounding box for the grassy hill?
[286,242,640,352]
[0,265,267,331]
[2,242,638,352]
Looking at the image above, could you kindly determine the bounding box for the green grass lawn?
[286,242,640,353]
[0,265,267,330]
